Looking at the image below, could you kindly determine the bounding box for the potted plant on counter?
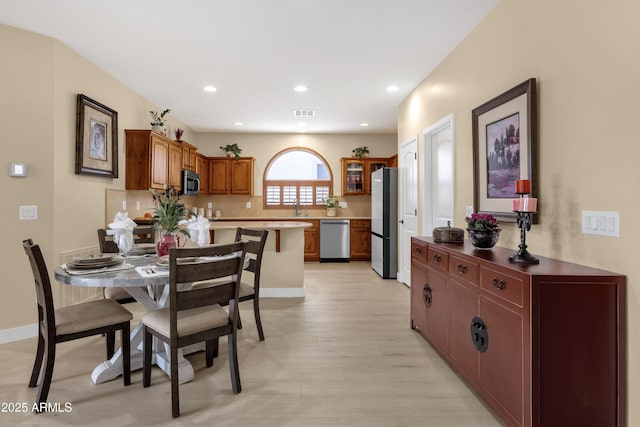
[150,185,191,256]
[220,143,242,159]
[323,195,339,217]
[149,109,171,134]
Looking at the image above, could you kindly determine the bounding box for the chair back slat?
[176,282,235,311]
[22,239,56,333]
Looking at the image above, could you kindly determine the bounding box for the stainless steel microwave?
[182,170,200,196]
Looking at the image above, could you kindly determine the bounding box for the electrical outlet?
[246,201,252,209]
[136,201,141,211]
[207,202,213,209]
[122,200,126,210]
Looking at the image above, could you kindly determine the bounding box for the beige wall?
[398,0,639,423]
[0,24,193,331]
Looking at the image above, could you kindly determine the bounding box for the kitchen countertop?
[209,220,313,229]
[210,216,371,221]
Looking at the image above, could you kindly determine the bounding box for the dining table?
[54,254,200,385]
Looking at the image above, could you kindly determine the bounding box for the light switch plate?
[582,210,619,237]
[19,205,38,220]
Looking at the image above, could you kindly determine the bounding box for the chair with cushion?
[97,226,155,304]
[141,241,248,418]
[22,239,132,408]
[233,227,268,341]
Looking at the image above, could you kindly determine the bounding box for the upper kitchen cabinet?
[125,130,183,191]
[341,157,389,195]
[181,141,197,172]
[207,157,254,195]
[195,153,208,195]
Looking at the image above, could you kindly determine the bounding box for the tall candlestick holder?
[509,193,539,264]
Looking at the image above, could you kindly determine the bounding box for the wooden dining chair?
[22,239,133,408]
[141,241,247,418]
[233,228,268,341]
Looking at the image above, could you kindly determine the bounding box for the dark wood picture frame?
[472,78,537,223]
[75,94,118,178]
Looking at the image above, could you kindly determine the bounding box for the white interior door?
[399,136,418,286]
[422,114,455,234]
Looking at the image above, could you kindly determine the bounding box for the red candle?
[515,179,531,194]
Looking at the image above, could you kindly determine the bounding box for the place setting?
[62,253,134,275]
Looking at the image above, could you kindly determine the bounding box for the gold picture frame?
[75,94,118,178]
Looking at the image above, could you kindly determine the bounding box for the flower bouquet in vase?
[465,213,501,249]
[150,186,191,257]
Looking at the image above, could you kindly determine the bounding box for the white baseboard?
[260,287,305,298]
[0,323,37,344]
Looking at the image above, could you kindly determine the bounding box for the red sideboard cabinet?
[410,237,626,427]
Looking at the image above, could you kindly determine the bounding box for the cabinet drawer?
[428,247,449,272]
[449,255,479,287]
[351,219,370,229]
[479,267,524,307]
[411,241,428,263]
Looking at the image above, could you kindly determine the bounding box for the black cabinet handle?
[415,246,422,254]
[433,254,441,263]
[492,277,506,290]
[457,264,467,274]
[423,285,432,307]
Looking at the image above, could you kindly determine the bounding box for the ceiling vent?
[293,109,316,117]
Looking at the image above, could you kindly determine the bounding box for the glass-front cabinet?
[341,157,390,195]
[343,159,364,194]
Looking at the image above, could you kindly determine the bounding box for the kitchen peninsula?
[209,220,312,297]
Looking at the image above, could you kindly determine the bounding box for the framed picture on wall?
[472,78,537,222]
[75,94,118,178]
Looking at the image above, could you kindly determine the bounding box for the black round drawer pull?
[433,254,441,263]
[457,264,467,274]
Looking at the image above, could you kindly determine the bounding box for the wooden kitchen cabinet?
[349,219,371,260]
[195,153,208,195]
[181,141,197,171]
[302,220,320,261]
[125,129,183,191]
[207,157,254,195]
[410,237,626,427]
[168,141,182,190]
[341,158,388,195]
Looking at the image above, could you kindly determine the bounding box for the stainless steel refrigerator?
[371,167,397,278]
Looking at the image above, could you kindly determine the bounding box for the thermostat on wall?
[8,162,28,177]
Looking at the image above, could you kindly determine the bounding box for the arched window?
[263,147,333,209]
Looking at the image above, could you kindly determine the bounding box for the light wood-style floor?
[0,262,503,426]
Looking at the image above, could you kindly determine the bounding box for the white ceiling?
[0,0,498,134]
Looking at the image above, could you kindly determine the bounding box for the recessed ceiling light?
[298,122,307,126]
[234,122,243,126]
[386,85,399,92]
[203,86,217,92]
[360,123,369,127]
[294,85,308,92]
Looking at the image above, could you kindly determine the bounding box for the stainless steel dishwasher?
[320,219,350,262]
